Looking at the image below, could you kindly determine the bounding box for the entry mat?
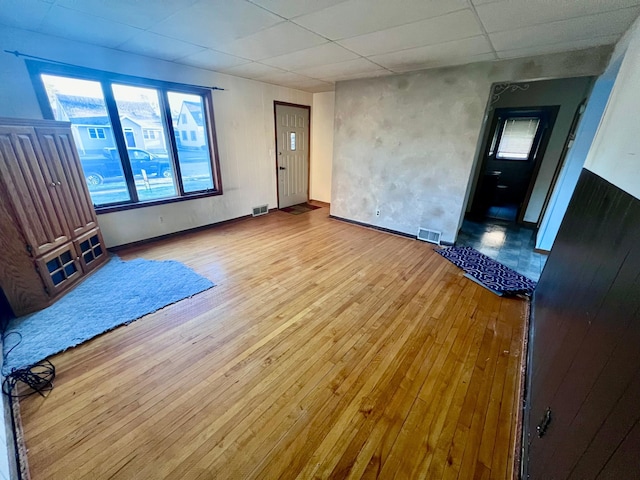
[280,203,321,215]
[435,246,536,296]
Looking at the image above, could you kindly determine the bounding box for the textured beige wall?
[331,46,612,243]
[310,92,335,203]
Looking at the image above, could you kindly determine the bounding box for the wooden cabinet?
[0,117,107,316]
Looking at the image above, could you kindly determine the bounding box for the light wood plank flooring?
[18,204,527,479]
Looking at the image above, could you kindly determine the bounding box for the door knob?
[279,166,286,170]
[278,152,282,156]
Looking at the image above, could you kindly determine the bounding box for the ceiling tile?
[295,57,387,80]
[39,5,143,48]
[489,8,640,52]
[246,0,349,18]
[0,0,52,30]
[216,21,327,60]
[293,0,468,40]
[330,69,390,82]
[337,9,483,57]
[476,0,640,34]
[281,77,335,91]
[304,83,335,93]
[252,70,319,88]
[261,43,358,70]
[219,62,287,79]
[255,71,309,82]
[177,49,251,70]
[390,52,497,73]
[54,0,198,30]
[369,36,494,70]
[149,0,283,49]
[117,32,205,61]
[496,34,621,60]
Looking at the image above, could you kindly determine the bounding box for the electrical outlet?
[375,209,381,217]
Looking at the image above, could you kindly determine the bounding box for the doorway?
[274,102,310,209]
[469,106,559,224]
[124,128,136,148]
[458,105,559,281]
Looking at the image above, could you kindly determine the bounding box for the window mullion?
[102,80,139,203]
[203,92,222,192]
[159,89,185,196]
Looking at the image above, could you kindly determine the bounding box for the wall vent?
[417,227,441,245]
[252,205,269,217]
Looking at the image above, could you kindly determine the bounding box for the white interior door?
[276,104,309,208]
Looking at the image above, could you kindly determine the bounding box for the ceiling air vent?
[252,204,269,217]
[417,227,441,245]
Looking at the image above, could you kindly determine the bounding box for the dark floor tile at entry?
[456,218,548,282]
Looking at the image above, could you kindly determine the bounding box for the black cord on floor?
[2,332,56,398]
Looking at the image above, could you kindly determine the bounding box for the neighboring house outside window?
[175,100,207,149]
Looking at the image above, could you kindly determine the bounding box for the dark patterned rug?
[280,203,321,215]
[435,246,536,296]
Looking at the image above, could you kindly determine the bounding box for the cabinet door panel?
[0,126,70,256]
[36,127,98,238]
[74,227,107,273]
[36,242,82,297]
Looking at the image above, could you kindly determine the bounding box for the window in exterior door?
[496,117,540,160]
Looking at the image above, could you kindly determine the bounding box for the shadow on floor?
[456,218,548,282]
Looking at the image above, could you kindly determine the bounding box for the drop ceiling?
[1,0,639,92]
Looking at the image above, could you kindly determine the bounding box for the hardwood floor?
[18,205,527,479]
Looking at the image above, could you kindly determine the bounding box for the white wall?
[310,91,334,203]
[585,17,640,200]
[0,26,314,247]
[331,47,612,243]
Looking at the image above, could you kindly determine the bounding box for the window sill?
[95,189,222,215]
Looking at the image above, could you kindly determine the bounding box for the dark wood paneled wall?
[525,169,640,479]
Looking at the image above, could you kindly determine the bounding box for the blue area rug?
[2,255,214,373]
[435,246,536,296]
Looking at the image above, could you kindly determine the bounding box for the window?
[32,62,222,211]
[113,84,176,202]
[143,129,157,140]
[495,118,540,160]
[88,127,106,139]
[40,74,130,204]
[290,132,296,151]
[167,92,215,192]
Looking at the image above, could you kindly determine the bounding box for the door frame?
[536,101,586,229]
[273,101,311,209]
[469,105,559,225]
